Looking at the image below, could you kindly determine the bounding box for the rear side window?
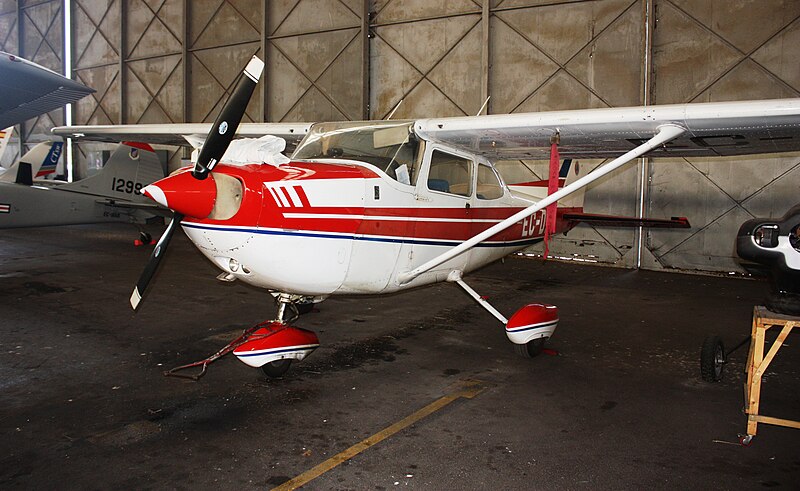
[477,163,503,200]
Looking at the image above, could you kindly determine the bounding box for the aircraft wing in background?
[0,52,95,129]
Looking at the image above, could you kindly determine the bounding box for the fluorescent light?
[64,0,73,181]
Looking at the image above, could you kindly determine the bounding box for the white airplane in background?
[54,56,800,379]
[0,52,170,233]
[0,141,166,229]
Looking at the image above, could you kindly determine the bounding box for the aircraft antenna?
[386,99,403,120]
[476,96,491,116]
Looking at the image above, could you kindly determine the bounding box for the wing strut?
[448,270,508,324]
[397,124,687,285]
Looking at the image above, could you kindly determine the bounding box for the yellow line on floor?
[271,380,486,491]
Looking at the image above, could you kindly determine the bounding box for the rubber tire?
[261,359,292,378]
[139,232,152,243]
[700,335,725,382]
[515,338,546,358]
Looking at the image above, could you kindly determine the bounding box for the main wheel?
[261,359,292,378]
[700,335,725,382]
[515,338,546,358]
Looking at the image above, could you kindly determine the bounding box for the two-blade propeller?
[130,55,265,310]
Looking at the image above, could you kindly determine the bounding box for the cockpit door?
[403,144,475,278]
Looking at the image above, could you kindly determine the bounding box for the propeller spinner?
[130,55,264,310]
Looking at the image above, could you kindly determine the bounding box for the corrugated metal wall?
[3,0,799,274]
[645,0,800,272]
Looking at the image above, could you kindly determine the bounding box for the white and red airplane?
[54,56,800,378]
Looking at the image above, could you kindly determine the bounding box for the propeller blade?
[130,212,184,310]
[131,57,263,310]
[192,56,265,180]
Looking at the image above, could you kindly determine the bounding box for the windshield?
[292,121,421,185]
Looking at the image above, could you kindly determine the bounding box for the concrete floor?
[1,223,798,490]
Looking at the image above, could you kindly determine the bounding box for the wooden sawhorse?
[742,306,799,444]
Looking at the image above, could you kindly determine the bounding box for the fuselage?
[0,142,163,229]
[173,159,576,297]
[145,120,581,298]
[0,181,138,228]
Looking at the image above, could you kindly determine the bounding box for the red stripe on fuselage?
[279,187,295,207]
[294,186,311,207]
[179,162,580,244]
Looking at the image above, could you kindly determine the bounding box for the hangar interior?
[2,0,799,273]
[1,1,799,489]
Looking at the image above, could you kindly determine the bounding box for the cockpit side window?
[427,150,473,197]
[476,163,504,200]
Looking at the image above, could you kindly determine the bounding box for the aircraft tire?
[700,335,725,382]
[514,338,545,358]
[261,359,292,378]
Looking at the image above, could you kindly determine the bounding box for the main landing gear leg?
[448,271,558,357]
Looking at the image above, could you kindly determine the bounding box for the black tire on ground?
[700,335,725,382]
[515,338,546,358]
[139,232,152,243]
[261,359,292,378]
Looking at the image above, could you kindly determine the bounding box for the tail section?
[0,141,63,184]
[556,158,590,210]
[34,140,63,177]
[60,142,165,201]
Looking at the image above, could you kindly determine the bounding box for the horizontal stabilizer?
[563,212,690,228]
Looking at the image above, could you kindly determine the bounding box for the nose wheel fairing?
[232,322,320,368]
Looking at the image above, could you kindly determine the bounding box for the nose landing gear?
[232,293,320,378]
[163,293,320,380]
